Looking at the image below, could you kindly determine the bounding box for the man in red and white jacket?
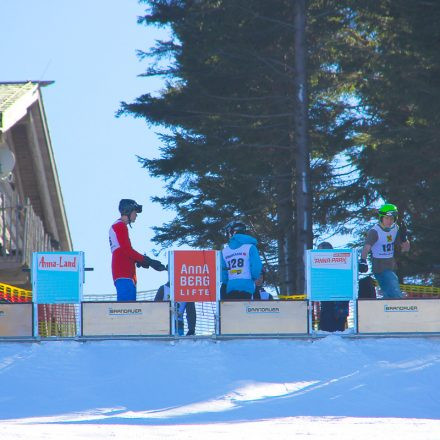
[109,199,166,301]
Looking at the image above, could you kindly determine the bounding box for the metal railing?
[0,281,32,302]
[0,193,55,269]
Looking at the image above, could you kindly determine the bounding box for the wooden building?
[0,81,72,288]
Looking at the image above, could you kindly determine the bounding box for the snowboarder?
[221,220,263,300]
[109,199,166,301]
[359,203,410,298]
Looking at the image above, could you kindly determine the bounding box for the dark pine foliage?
[119,0,440,287]
[351,1,440,282]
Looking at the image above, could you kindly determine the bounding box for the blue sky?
[1,1,174,294]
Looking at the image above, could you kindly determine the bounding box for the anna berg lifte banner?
[171,250,219,302]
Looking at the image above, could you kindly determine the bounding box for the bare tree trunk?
[275,168,296,295]
[293,0,312,293]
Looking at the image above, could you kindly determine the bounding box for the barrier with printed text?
[82,301,171,336]
[0,303,33,337]
[219,300,308,335]
[358,299,440,333]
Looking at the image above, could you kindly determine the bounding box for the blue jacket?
[221,233,263,294]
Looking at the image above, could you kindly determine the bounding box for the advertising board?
[32,252,84,304]
[219,300,308,335]
[171,250,219,302]
[81,301,171,336]
[0,303,33,337]
[306,249,357,301]
[358,299,440,333]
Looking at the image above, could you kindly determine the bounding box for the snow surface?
[1,336,440,439]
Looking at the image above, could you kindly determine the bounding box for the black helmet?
[317,241,333,250]
[118,199,142,216]
[225,220,247,237]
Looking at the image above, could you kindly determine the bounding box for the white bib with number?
[222,244,252,280]
[371,224,398,259]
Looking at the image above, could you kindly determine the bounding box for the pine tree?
[350,1,440,282]
[119,0,378,291]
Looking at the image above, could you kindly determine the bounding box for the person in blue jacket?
[221,220,263,300]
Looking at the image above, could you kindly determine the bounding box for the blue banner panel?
[32,252,84,304]
[306,249,357,301]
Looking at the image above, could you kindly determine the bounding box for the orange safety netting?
[0,282,77,337]
[401,284,440,298]
[279,283,440,300]
[37,304,77,337]
[0,282,32,303]
[278,294,307,300]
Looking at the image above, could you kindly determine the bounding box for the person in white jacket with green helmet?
[359,203,410,298]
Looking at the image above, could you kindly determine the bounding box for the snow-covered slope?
[1,336,440,439]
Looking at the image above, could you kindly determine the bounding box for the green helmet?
[378,203,398,220]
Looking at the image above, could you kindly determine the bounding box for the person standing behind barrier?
[317,242,349,332]
[109,199,166,301]
[358,275,377,299]
[221,221,263,300]
[155,281,196,336]
[359,203,410,299]
[253,266,274,300]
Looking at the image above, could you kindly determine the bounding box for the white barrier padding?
[220,301,308,335]
[358,299,440,333]
[0,303,33,337]
[81,301,171,336]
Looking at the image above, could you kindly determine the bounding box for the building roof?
[0,81,72,251]
[0,81,54,134]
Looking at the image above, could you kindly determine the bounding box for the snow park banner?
[358,299,440,333]
[306,249,358,301]
[169,250,220,302]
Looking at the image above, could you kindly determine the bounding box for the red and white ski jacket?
[109,219,144,283]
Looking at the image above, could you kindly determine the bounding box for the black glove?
[399,220,408,242]
[136,255,151,269]
[145,256,167,272]
[359,258,369,273]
